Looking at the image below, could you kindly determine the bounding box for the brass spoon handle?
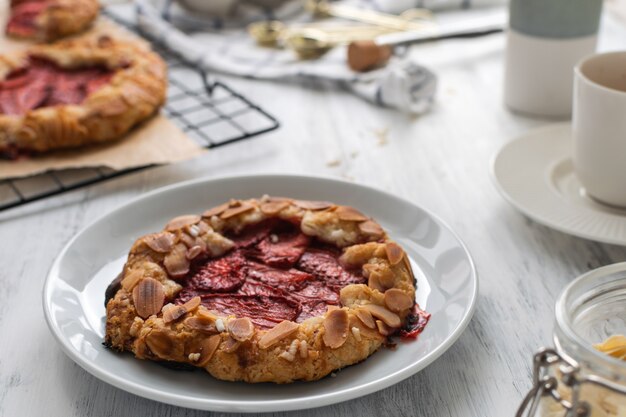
[308,0,433,32]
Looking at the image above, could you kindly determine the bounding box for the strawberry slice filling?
[0,57,114,116]
[6,0,48,38]
[175,220,366,329]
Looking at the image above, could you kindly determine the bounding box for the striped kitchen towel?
[135,0,504,114]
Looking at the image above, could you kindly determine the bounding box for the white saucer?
[492,123,626,246]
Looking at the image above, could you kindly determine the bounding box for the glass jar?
[517,263,626,417]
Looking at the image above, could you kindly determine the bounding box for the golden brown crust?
[7,0,100,41]
[105,196,417,384]
[0,32,167,154]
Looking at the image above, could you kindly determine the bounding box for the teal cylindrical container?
[503,0,603,118]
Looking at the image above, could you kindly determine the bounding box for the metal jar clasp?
[516,347,590,417]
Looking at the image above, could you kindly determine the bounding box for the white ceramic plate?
[43,174,477,413]
[492,123,626,246]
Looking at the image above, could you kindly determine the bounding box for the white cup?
[573,51,626,207]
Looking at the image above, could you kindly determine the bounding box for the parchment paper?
[0,6,206,180]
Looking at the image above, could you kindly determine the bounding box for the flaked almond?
[362,263,376,278]
[220,203,254,219]
[228,317,255,342]
[376,320,393,336]
[323,309,349,349]
[197,221,211,234]
[164,243,190,278]
[197,334,221,366]
[223,336,240,353]
[280,351,295,362]
[166,214,201,231]
[293,200,333,210]
[355,309,376,329]
[186,224,201,237]
[163,296,201,323]
[121,270,143,291]
[144,232,175,253]
[385,242,404,266]
[368,272,386,292]
[183,296,201,312]
[258,320,299,349]
[351,326,362,341]
[185,313,217,333]
[260,200,290,215]
[384,289,413,313]
[179,233,196,248]
[359,220,384,237]
[194,237,207,252]
[378,268,396,288]
[361,304,401,328]
[132,278,164,319]
[162,304,186,324]
[202,202,229,218]
[299,340,309,358]
[145,330,173,358]
[186,245,203,260]
[335,205,369,222]
[326,305,340,313]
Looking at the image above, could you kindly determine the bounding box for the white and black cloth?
[135,0,504,114]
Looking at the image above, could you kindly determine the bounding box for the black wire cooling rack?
[0,9,280,212]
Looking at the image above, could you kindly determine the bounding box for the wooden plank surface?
[1,9,626,417]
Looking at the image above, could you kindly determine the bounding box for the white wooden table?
[2,8,626,417]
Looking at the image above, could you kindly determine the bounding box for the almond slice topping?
[326,305,340,313]
[335,205,369,222]
[323,309,349,349]
[359,220,384,237]
[197,221,211,234]
[179,233,196,248]
[220,203,255,220]
[165,215,201,231]
[132,278,164,319]
[258,320,299,349]
[185,311,217,333]
[360,304,401,328]
[355,309,376,329]
[163,296,201,323]
[299,340,309,358]
[385,242,405,266]
[164,243,190,278]
[162,304,186,324]
[145,330,173,358]
[384,289,414,313]
[376,320,393,336]
[197,334,221,366]
[186,245,203,260]
[144,232,176,253]
[222,336,240,353]
[202,202,230,218]
[183,296,201,311]
[293,200,334,210]
[260,200,290,215]
[351,326,362,341]
[368,272,386,292]
[121,270,143,291]
[228,317,255,342]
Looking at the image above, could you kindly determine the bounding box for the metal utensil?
[348,13,506,71]
[306,0,433,31]
[248,20,397,59]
